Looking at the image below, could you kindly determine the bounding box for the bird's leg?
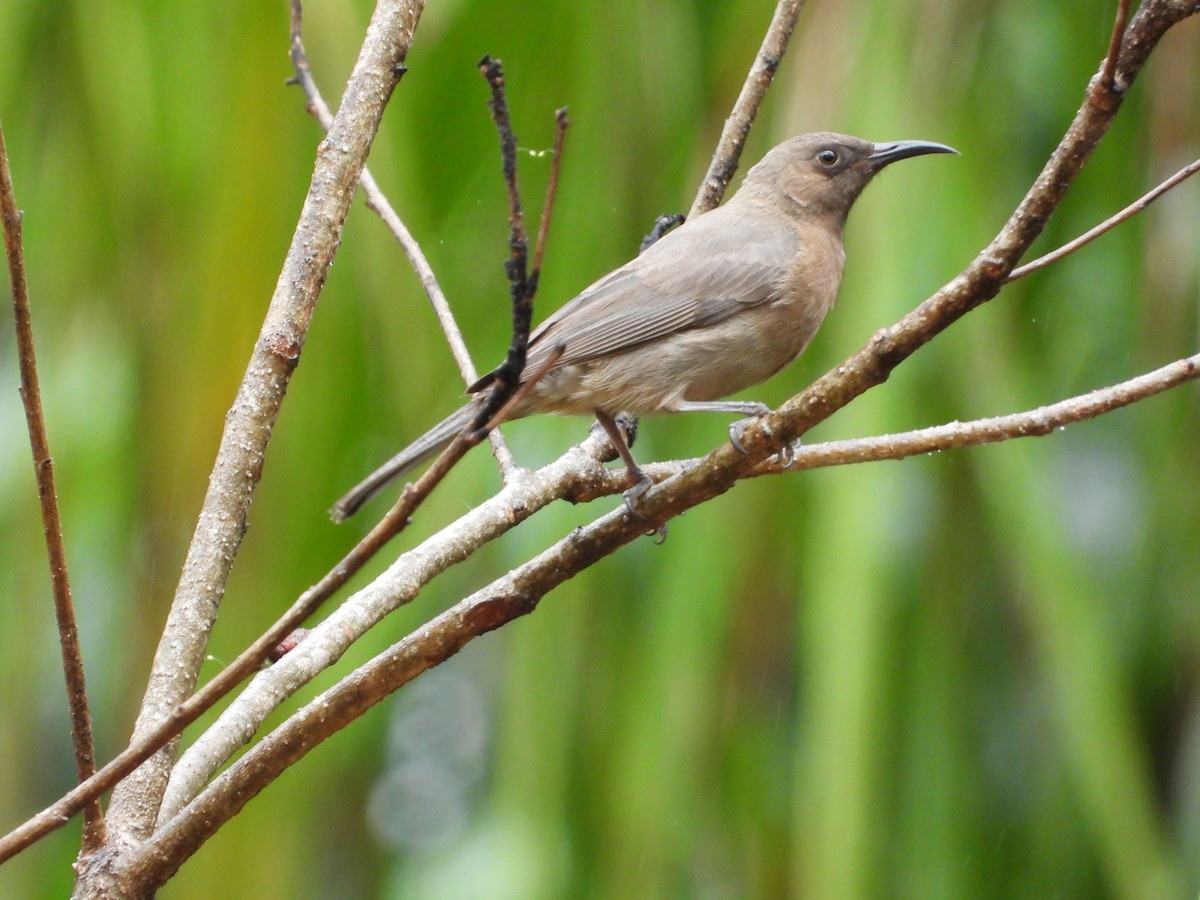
[674,399,772,453]
[593,410,665,539]
[594,409,651,505]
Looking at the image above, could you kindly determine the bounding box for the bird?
[331,132,956,522]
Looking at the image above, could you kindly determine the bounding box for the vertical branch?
[687,0,806,218]
[0,121,105,851]
[474,55,536,430]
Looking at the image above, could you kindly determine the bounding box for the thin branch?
[288,0,515,474]
[793,356,1199,464]
[287,2,457,377]
[687,0,806,218]
[0,121,105,851]
[1008,157,1200,282]
[726,352,1200,478]
[101,0,426,845]
[531,107,570,282]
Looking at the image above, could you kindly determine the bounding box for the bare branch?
[0,120,105,851]
[1008,157,1200,282]
[287,1,465,378]
[774,354,1200,471]
[687,0,807,218]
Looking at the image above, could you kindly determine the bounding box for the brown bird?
[331,132,956,521]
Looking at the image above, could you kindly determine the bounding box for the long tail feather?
[329,402,479,522]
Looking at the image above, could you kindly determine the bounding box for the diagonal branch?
[1008,157,1200,282]
[531,107,570,284]
[688,0,807,218]
[155,340,1200,821]
[721,0,1197,469]
[287,0,467,382]
[0,121,105,851]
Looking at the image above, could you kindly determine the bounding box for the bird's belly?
[524,299,828,417]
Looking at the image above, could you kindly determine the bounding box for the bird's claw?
[772,438,801,467]
[622,473,653,516]
[728,405,773,454]
[622,474,668,543]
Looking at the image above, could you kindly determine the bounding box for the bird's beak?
[869,139,959,168]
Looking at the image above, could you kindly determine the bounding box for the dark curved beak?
[869,139,959,169]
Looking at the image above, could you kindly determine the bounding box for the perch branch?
[126,345,1200,883]
[0,120,105,851]
[155,340,1200,822]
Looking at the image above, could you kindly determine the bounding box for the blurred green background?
[1,0,1198,897]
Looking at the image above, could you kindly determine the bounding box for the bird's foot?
[728,404,773,454]
[622,473,667,543]
[772,438,802,467]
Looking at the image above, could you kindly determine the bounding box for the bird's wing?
[521,208,798,373]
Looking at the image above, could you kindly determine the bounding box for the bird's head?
[738,132,957,226]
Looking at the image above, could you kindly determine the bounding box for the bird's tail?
[329,401,480,522]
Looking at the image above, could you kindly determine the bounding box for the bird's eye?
[817,148,840,166]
